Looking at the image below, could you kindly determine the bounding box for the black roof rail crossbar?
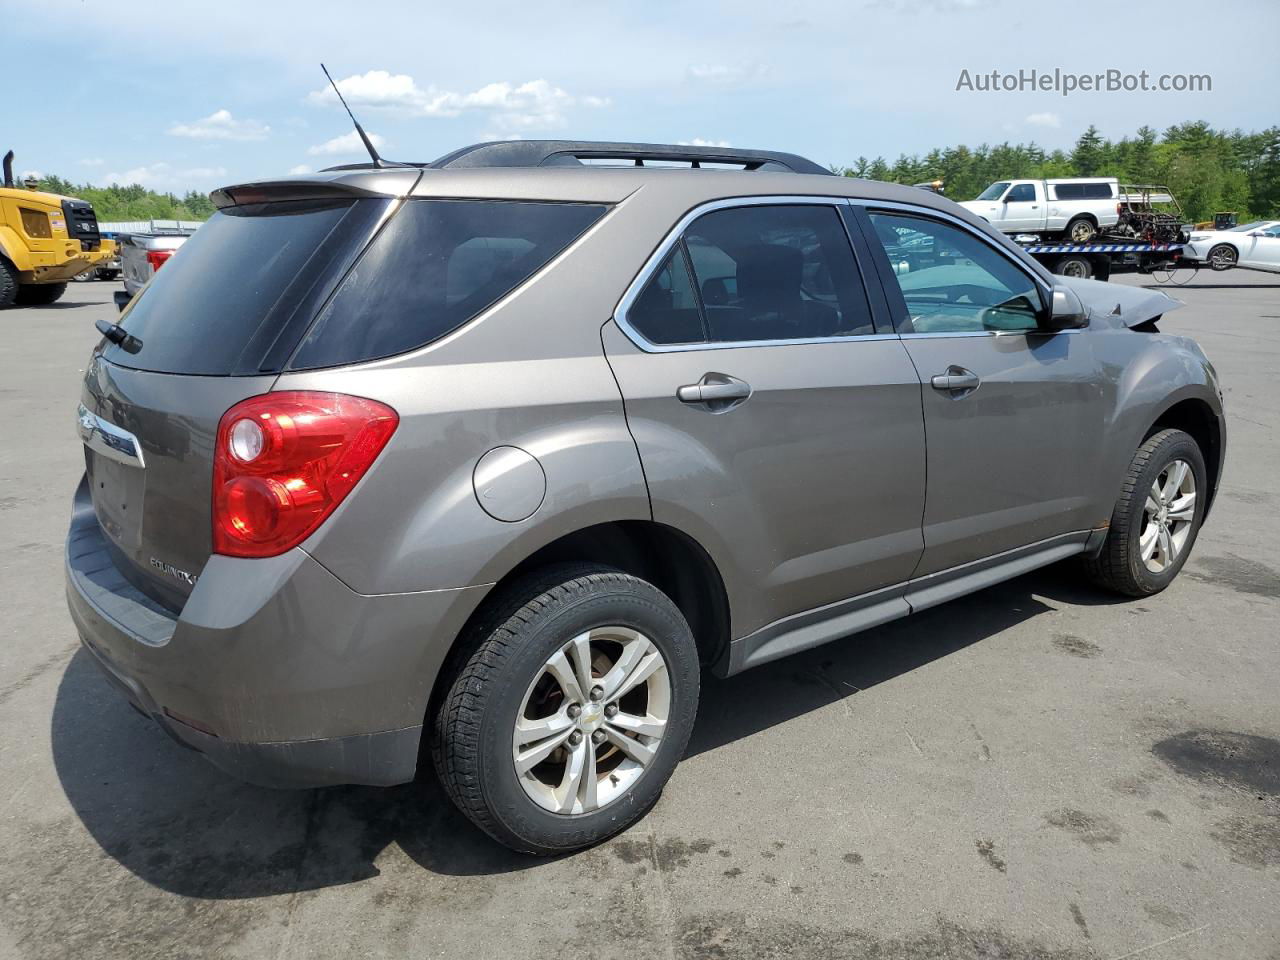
[428,140,833,175]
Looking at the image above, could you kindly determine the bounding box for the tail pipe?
[2,151,13,188]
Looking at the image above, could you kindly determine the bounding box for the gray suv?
[66,140,1225,854]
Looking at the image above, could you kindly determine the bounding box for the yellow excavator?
[1,149,116,307]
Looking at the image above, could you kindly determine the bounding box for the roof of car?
[213,139,978,218]
[218,165,969,216]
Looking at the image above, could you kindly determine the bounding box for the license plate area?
[87,451,146,550]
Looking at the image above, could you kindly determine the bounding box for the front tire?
[0,258,19,308]
[1206,243,1237,271]
[433,564,700,855]
[15,282,68,305]
[1084,429,1206,597]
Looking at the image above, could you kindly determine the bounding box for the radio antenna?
[321,63,386,168]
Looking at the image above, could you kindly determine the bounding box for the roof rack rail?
[426,140,833,175]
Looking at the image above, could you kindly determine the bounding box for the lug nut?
[567,703,582,719]
[591,730,606,745]
[568,730,584,746]
[589,685,604,702]
[604,703,619,718]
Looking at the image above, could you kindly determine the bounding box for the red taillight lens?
[146,249,173,272]
[212,391,398,558]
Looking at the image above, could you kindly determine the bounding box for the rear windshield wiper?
[95,318,143,354]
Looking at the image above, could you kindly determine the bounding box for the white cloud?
[678,139,732,148]
[308,70,607,133]
[307,130,387,156]
[1025,112,1062,128]
[288,164,313,175]
[79,157,104,167]
[685,64,769,86]
[168,109,270,141]
[99,162,228,188]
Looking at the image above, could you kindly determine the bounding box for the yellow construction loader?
[1,150,116,307]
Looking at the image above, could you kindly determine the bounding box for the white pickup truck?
[957,178,1119,242]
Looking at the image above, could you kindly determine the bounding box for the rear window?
[106,198,388,375]
[288,199,607,369]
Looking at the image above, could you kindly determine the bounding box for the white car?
[1184,220,1280,273]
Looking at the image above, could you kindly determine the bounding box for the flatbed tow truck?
[1013,236,1185,281]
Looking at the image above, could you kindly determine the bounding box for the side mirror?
[1043,285,1088,330]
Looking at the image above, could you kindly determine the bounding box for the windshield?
[975,182,1010,201]
[106,198,388,375]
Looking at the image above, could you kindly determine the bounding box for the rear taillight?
[146,249,173,272]
[212,392,398,558]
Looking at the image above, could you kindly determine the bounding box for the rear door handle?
[677,374,751,411]
[930,367,981,394]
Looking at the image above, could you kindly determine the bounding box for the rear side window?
[1052,183,1113,200]
[106,198,386,375]
[627,248,705,345]
[289,199,606,369]
[685,205,874,343]
[625,204,875,347]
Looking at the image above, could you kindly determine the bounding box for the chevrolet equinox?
[67,140,1225,854]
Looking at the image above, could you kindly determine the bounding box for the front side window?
[868,212,1044,334]
[1006,184,1035,202]
[290,199,606,369]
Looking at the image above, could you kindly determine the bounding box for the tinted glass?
[681,205,874,342]
[1006,184,1035,202]
[869,212,1043,334]
[106,199,384,375]
[1053,182,1113,200]
[627,246,705,344]
[290,199,606,369]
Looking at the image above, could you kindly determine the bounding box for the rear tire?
[1053,255,1093,279]
[432,564,700,855]
[1065,216,1098,243]
[1084,429,1206,597]
[0,258,18,308]
[15,282,68,305]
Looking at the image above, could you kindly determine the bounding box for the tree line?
[31,175,217,223]
[29,121,1280,225]
[834,121,1280,222]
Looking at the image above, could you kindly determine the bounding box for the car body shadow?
[53,564,1123,897]
[688,563,1106,757]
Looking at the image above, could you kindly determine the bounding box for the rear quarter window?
[288,199,606,369]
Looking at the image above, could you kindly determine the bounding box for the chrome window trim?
[76,403,146,468]
[612,194,883,354]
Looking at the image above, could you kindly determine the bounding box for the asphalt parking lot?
[1,271,1278,960]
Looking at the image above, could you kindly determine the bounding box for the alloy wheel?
[1140,458,1196,573]
[1209,245,1237,270]
[512,626,671,815]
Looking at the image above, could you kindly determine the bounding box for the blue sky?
[5,0,1277,193]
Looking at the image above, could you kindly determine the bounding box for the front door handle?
[677,373,751,412]
[930,367,981,394]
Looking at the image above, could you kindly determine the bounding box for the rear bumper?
[65,477,491,788]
